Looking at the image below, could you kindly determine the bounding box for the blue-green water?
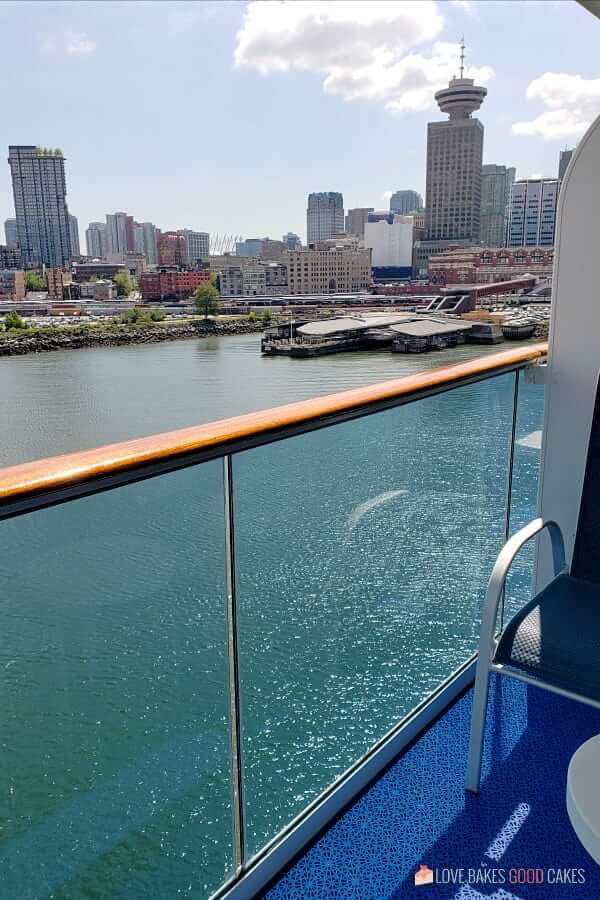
[0,336,544,898]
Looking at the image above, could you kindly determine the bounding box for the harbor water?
[0,335,544,898]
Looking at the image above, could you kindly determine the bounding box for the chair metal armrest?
[477,518,566,666]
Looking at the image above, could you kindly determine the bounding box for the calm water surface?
[0,335,544,898]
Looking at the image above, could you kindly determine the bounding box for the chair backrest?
[571,374,600,583]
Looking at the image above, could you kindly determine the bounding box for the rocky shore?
[0,318,265,357]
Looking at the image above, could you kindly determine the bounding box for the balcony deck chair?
[466,381,600,794]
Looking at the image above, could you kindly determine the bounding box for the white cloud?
[450,0,476,16]
[65,31,96,56]
[513,72,600,140]
[234,0,493,114]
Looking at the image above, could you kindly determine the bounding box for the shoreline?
[0,318,265,357]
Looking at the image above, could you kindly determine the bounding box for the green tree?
[24,271,46,292]
[113,271,133,297]
[193,280,221,321]
[4,310,27,330]
[261,308,273,323]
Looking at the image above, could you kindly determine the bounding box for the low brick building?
[140,269,211,301]
[428,246,554,286]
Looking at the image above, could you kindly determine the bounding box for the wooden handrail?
[0,343,547,506]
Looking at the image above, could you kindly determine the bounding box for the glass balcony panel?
[503,374,546,624]
[233,372,517,857]
[0,462,231,899]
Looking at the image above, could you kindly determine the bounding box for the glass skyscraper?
[8,145,72,267]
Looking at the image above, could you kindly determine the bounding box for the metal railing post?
[500,368,520,631]
[223,454,245,874]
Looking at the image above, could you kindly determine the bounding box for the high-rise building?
[106,212,130,256]
[507,178,559,247]
[389,191,423,215]
[306,192,344,243]
[8,145,72,267]
[4,218,17,249]
[85,222,108,258]
[68,214,80,257]
[480,165,515,247]
[139,222,159,265]
[425,46,487,243]
[559,148,574,181]
[180,230,210,266]
[345,208,374,240]
[158,231,186,267]
[282,232,301,251]
[364,213,413,270]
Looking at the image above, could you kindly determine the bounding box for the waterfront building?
[480,165,515,247]
[158,231,186,267]
[287,242,371,295]
[0,268,25,300]
[68,214,80,257]
[4,218,17,249]
[0,246,21,268]
[207,254,261,275]
[306,192,344,243]
[179,230,210,266]
[8,145,72,267]
[507,178,559,247]
[85,222,109,258]
[139,268,211,301]
[219,262,288,298]
[559,148,574,181]
[428,245,554,285]
[345,208,374,241]
[236,238,263,257]
[282,232,302,251]
[425,51,486,243]
[364,213,413,275]
[389,191,423,215]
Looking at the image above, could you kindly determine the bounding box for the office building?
[345,208,374,240]
[282,232,301,251]
[139,222,159,265]
[287,242,371,295]
[139,269,211,301]
[85,222,108,258]
[389,191,423,215]
[0,269,25,301]
[364,213,413,272]
[480,165,515,247]
[236,238,263,258]
[8,145,72,267]
[306,192,344,243]
[507,179,559,247]
[4,218,17,249]
[68,214,80,257]
[559,148,574,181]
[425,49,487,243]
[158,232,186,267]
[220,262,288,298]
[180,230,209,266]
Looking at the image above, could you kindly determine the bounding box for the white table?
[567,734,600,863]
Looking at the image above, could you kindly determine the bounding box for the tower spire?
[459,36,465,79]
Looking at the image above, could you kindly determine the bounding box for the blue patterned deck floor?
[264,675,600,899]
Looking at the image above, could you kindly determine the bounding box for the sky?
[1,0,599,248]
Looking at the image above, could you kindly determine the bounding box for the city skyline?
[1,1,598,244]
